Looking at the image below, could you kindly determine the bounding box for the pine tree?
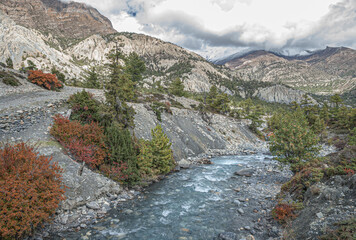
[104,44,136,129]
[51,66,66,83]
[151,124,174,174]
[169,77,185,97]
[269,107,320,173]
[124,52,146,83]
[105,123,140,184]
[84,66,100,89]
[137,139,155,178]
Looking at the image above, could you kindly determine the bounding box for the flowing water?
[57,154,283,240]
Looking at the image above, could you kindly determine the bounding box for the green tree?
[124,52,146,83]
[169,77,185,97]
[151,124,175,174]
[137,139,155,178]
[206,86,230,114]
[247,104,264,134]
[105,124,140,185]
[104,45,136,129]
[269,108,320,173]
[6,57,13,69]
[26,60,37,70]
[84,66,100,89]
[51,66,66,83]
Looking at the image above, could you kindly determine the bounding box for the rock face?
[0,11,82,77]
[133,101,267,160]
[222,47,356,95]
[0,0,115,41]
[252,85,316,104]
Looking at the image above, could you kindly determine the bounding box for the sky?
[62,0,356,60]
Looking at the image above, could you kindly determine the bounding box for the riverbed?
[51,154,291,240]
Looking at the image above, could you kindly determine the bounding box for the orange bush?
[0,142,65,239]
[28,70,63,90]
[271,202,298,224]
[50,114,107,168]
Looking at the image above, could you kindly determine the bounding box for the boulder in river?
[234,168,255,177]
[178,159,191,169]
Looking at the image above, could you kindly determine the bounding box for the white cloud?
[62,0,356,57]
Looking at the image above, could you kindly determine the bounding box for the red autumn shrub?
[271,202,298,224]
[99,162,129,182]
[50,114,107,168]
[0,142,65,239]
[28,70,63,90]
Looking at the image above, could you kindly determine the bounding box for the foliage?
[272,202,301,224]
[151,124,175,174]
[0,142,65,239]
[324,145,356,177]
[68,90,101,123]
[269,108,320,173]
[281,163,324,201]
[51,66,66,83]
[28,70,63,91]
[84,66,100,89]
[349,127,356,146]
[104,124,140,185]
[137,139,155,178]
[50,115,107,168]
[206,85,230,114]
[26,60,37,71]
[105,47,136,129]
[151,101,172,122]
[124,52,146,83]
[1,72,21,86]
[169,77,185,97]
[5,57,13,69]
[319,217,356,240]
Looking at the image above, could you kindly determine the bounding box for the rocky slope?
[0,0,231,93]
[0,0,115,44]
[0,12,82,77]
[222,47,356,95]
[252,85,316,105]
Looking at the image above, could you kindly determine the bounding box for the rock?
[217,232,238,240]
[86,201,100,210]
[316,212,324,219]
[238,208,244,214]
[234,169,255,177]
[178,159,191,169]
[244,226,251,230]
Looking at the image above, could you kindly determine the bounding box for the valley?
[0,1,355,240]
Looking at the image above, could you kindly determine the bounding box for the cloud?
[62,0,356,57]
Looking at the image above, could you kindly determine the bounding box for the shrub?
[5,57,13,69]
[28,70,63,90]
[271,202,301,225]
[68,90,101,123]
[0,142,65,239]
[2,76,21,86]
[281,165,324,201]
[50,115,107,168]
[319,218,356,240]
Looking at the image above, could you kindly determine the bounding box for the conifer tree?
[84,66,100,89]
[269,107,320,173]
[137,139,155,178]
[151,124,174,174]
[169,77,185,97]
[104,44,136,129]
[124,52,146,83]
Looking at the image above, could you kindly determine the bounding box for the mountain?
[221,47,356,95]
[0,0,115,47]
[0,0,231,93]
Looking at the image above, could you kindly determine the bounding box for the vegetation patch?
[28,70,63,90]
[319,218,356,240]
[0,142,65,239]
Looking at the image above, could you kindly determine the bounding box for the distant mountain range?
[0,0,355,99]
[218,47,356,95]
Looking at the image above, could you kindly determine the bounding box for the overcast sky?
[63,0,356,59]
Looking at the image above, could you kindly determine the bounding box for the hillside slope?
[223,47,356,95]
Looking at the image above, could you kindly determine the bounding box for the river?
[53,154,289,240]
